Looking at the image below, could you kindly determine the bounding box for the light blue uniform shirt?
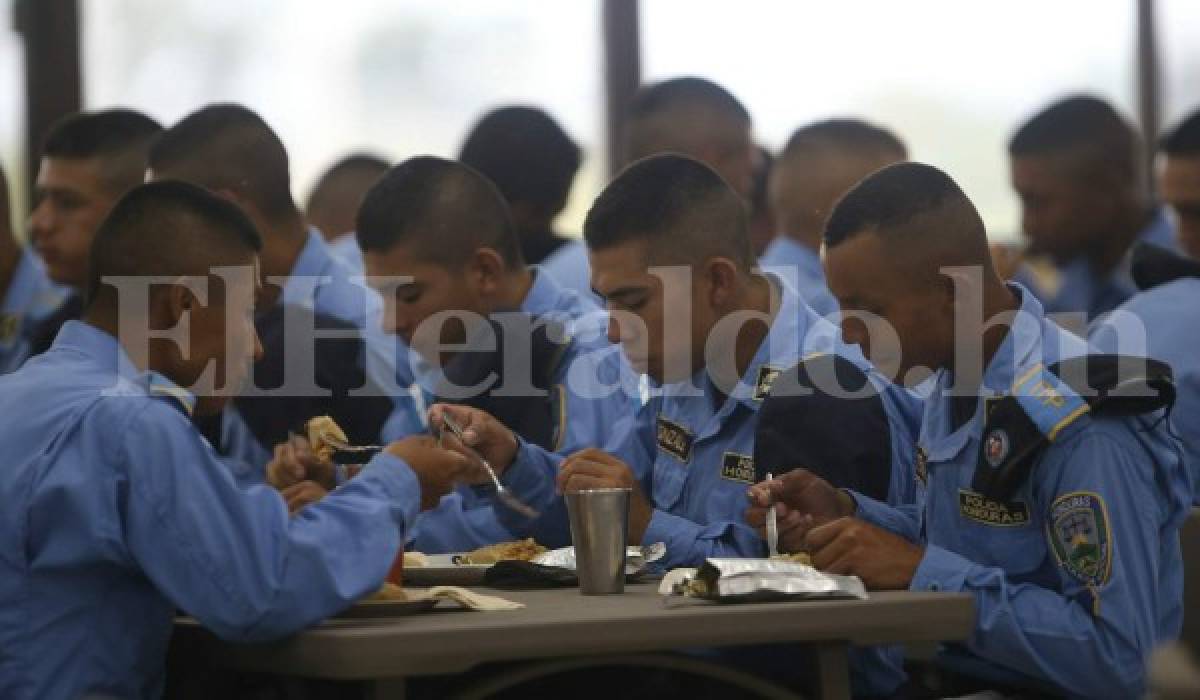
[854,284,1191,698]
[541,240,600,305]
[219,229,423,477]
[1018,207,1176,320]
[327,232,364,270]
[411,268,639,552]
[0,321,421,700]
[759,235,839,319]
[1089,276,1200,505]
[0,248,68,374]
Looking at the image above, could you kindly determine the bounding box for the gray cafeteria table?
[172,583,975,700]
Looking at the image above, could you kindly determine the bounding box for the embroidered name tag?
[958,489,1031,527]
[720,452,755,484]
[656,417,694,463]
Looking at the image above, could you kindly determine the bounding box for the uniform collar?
[761,236,824,279]
[700,274,810,410]
[923,283,1047,458]
[280,227,339,308]
[51,321,197,415]
[521,267,565,316]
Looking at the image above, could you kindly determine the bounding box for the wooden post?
[13,0,82,208]
[602,0,641,176]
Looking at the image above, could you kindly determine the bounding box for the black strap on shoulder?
[433,314,571,451]
[971,355,1174,502]
[1131,241,1200,291]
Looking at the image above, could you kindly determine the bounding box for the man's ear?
[703,256,741,308]
[160,280,196,330]
[468,247,507,295]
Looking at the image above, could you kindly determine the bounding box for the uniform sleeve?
[848,491,923,543]
[910,425,1181,697]
[408,490,519,553]
[642,510,766,568]
[118,402,419,642]
[498,396,657,547]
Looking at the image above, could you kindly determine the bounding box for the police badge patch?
[1048,491,1112,587]
[984,428,1010,467]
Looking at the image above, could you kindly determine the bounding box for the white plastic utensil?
[766,472,779,558]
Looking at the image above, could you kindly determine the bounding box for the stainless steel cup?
[565,487,631,594]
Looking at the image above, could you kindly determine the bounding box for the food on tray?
[363,582,409,602]
[460,538,547,565]
[403,551,430,568]
[770,552,813,566]
[306,415,347,462]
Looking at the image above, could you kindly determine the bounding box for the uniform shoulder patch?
[1048,491,1112,587]
[720,452,755,484]
[656,416,694,463]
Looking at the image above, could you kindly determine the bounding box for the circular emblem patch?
[984,429,1010,467]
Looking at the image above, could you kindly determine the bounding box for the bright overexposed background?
[0,0,1197,242]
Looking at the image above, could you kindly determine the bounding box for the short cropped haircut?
[824,162,988,264]
[1008,95,1139,182]
[86,180,262,306]
[149,104,297,221]
[1161,110,1200,157]
[356,156,522,267]
[781,118,907,163]
[459,106,581,218]
[41,108,162,195]
[625,77,751,163]
[584,153,753,269]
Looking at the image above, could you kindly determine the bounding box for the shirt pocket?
[956,497,1047,574]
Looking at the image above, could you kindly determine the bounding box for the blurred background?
[1,0,1198,241]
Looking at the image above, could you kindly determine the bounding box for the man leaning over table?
[0,181,467,700]
[747,163,1192,698]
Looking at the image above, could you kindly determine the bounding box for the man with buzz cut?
[148,104,422,472]
[314,155,635,551]
[0,180,467,700]
[763,117,908,317]
[22,108,161,362]
[748,162,1191,697]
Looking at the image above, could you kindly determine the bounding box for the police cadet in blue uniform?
[749,163,1192,698]
[17,110,163,366]
[0,163,66,374]
[345,156,636,552]
[0,181,467,700]
[147,104,424,472]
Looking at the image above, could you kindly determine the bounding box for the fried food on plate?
[363,582,409,602]
[769,552,813,566]
[460,538,547,565]
[306,415,347,462]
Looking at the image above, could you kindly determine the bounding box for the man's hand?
[804,517,924,590]
[281,480,329,515]
[558,448,654,545]
[386,434,471,510]
[745,469,854,552]
[428,403,519,481]
[266,434,335,491]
